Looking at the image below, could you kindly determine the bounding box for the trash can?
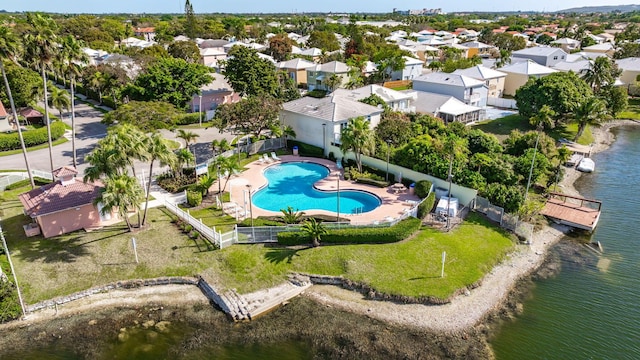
[292,145,299,156]
[409,183,416,195]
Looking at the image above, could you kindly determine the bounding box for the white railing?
[31,169,53,180]
[487,97,517,109]
[163,199,237,249]
[0,173,28,191]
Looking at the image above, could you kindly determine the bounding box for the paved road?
[1,99,235,175]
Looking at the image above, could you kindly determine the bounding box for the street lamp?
[385,140,392,182]
[446,158,453,230]
[246,184,254,228]
[217,164,222,194]
[335,172,340,225]
[198,94,203,127]
[322,123,326,156]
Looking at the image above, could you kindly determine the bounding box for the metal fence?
[473,196,534,241]
[474,196,504,224]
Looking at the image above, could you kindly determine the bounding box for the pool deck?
[224,155,421,225]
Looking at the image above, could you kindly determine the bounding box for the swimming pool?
[252,162,381,214]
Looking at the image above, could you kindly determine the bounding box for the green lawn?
[1,182,517,304]
[474,114,594,145]
[617,97,640,120]
[183,205,237,233]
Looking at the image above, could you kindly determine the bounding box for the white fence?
[163,199,237,249]
[0,169,53,191]
[487,97,518,109]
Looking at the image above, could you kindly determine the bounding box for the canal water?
[491,126,640,359]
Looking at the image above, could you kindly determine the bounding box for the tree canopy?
[167,40,200,63]
[102,100,180,131]
[222,45,279,97]
[212,95,282,138]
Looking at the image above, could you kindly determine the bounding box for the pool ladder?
[351,207,364,215]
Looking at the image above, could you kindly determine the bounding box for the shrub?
[0,121,66,151]
[277,218,421,246]
[417,192,436,219]
[174,112,201,125]
[415,180,433,198]
[157,173,196,193]
[328,152,336,161]
[238,217,284,227]
[287,140,324,157]
[355,177,389,188]
[307,89,327,98]
[186,190,202,207]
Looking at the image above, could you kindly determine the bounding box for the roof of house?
[582,42,615,51]
[551,37,581,45]
[403,56,424,66]
[52,166,78,178]
[332,84,416,103]
[19,107,43,118]
[310,61,350,74]
[282,95,382,122]
[513,46,567,57]
[135,27,155,33]
[200,74,234,93]
[200,48,226,56]
[408,90,481,116]
[453,65,507,80]
[413,71,485,88]
[460,41,493,49]
[552,60,592,73]
[299,47,323,56]
[0,100,7,117]
[276,58,316,70]
[19,177,103,218]
[616,57,640,71]
[199,39,230,48]
[499,60,558,75]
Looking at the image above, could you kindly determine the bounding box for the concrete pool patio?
[223,155,422,225]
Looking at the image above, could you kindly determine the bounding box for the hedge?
[355,177,389,188]
[417,192,436,219]
[287,140,324,157]
[0,121,66,151]
[174,113,201,125]
[186,190,202,207]
[415,180,433,198]
[277,217,421,246]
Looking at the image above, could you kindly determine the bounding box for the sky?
[0,0,634,14]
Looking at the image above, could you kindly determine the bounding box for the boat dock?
[540,192,602,231]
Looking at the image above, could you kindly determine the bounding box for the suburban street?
[1,98,234,175]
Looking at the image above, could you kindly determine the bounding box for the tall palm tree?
[301,218,327,247]
[176,129,199,150]
[175,148,195,176]
[572,97,608,141]
[83,145,124,182]
[213,155,242,192]
[60,35,88,168]
[94,174,144,232]
[24,12,58,174]
[583,57,620,94]
[325,73,342,92]
[439,133,468,229]
[141,132,177,226]
[48,85,70,119]
[339,116,375,172]
[529,104,555,130]
[0,25,35,188]
[87,70,107,104]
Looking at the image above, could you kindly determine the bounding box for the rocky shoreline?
[0,121,638,358]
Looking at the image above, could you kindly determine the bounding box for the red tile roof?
[19,178,103,217]
[19,107,43,118]
[52,166,78,178]
[0,100,7,117]
[135,27,155,33]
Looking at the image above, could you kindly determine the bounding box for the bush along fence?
[0,121,66,151]
[163,199,237,249]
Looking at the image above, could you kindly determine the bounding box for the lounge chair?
[336,158,343,169]
[257,156,265,165]
[263,153,273,163]
[271,152,281,161]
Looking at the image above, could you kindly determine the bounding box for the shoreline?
[1,121,638,334]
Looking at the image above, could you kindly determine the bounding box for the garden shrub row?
[277,217,421,246]
[417,192,436,219]
[173,113,201,125]
[0,121,66,151]
[355,177,389,188]
[287,140,324,157]
[415,180,433,199]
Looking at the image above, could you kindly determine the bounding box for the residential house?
[276,58,316,88]
[596,32,616,43]
[191,75,240,120]
[280,95,383,156]
[120,37,155,49]
[332,84,417,112]
[412,72,488,107]
[0,100,11,132]
[306,61,351,92]
[390,56,424,81]
[499,60,558,96]
[18,166,118,238]
[408,90,483,124]
[460,41,496,58]
[19,107,43,125]
[200,47,227,68]
[512,47,568,67]
[551,38,581,53]
[134,27,155,41]
[582,43,616,57]
[198,39,230,51]
[298,47,323,61]
[453,65,507,98]
[552,60,592,76]
[615,57,640,85]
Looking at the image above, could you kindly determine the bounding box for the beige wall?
[620,70,640,85]
[38,203,102,238]
[503,73,531,96]
[487,77,506,98]
[327,144,478,206]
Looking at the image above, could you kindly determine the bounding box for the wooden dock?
[540,192,602,231]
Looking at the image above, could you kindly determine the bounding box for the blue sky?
[1,0,632,14]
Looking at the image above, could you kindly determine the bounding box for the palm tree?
[0,25,35,188]
[87,71,107,104]
[325,73,342,92]
[175,148,195,176]
[438,133,468,229]
[339,116,375,173]
[301,218,327,247]
[211,138,232,157]
[177,129,199,150]
[24,12,58,174]
[95,174,144,232]
[572,97,608,141]
[583,57,619,94]
[84,145,124,183]
[494,49,512,69]
[141,132,177,226]
[196,175,216,196]
[48,85,70,119]
[529,104,555,130]
[60,34,88,168]
[280,206,305,224]
[213,155,242,192]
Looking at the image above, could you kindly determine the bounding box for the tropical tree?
[213,95,282,138]
[24,12,58,174]
[529,104,555,130]
[0,25,35,188]
[325,73,342,92]
[583,57,621,94]
[102,100,180,131]
[339,116,376,173]
[177,129,200,150]
[95,174,144,232]
[222,45,279,97]
[493,49,512,69]
[280,206,305,224]
[175,148,195,175]
[141,132,177,225]
[211,138,232,157]
[167,40,200,63]
[87,70,107,104]
[572,97,608,141]
[60,34,88,168]
[213,155,242,192]
[196,174,215,196]
[267,33,294,62]
[301,218,328,247]
[48,86,70,119]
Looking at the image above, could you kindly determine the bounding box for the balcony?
[464,93,481,103]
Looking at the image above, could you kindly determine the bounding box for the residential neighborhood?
[0,3,639,358]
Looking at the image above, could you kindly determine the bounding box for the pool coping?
[226,155,421,226]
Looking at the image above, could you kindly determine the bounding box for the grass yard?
[184,205,236,233]
[206,213,516,300]
[618,97,640,120]
[474,114,594,145]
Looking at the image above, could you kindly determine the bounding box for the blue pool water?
[252,162,381,214]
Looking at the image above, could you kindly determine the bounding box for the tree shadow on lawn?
[264,246,304,264]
